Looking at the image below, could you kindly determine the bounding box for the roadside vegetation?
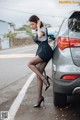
[3,23,52,48]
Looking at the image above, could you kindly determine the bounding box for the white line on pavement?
[0,53,35,58]
[4,72,36,120]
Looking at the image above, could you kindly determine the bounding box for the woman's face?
[29,22,37,30]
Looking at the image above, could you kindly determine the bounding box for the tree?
[4,32,16,40]
[16,23,52,37]
[3,32,17,48]
[16,24,34,38]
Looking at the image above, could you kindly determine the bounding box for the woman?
[28,15,53,108]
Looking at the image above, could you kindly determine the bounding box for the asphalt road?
[0,45,36,90]
[0,44,80,120]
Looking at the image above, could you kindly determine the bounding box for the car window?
[68,18,80,32]
[68,12,80,38]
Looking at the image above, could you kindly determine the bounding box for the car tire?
[53,92,67,107]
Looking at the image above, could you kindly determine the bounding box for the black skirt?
[36,41,53,63]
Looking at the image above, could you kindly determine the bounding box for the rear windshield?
[68,12,80,32]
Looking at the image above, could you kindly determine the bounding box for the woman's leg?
[36,62,47,102]
[27,55,48,85]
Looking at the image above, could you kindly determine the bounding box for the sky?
[0,0,80,28]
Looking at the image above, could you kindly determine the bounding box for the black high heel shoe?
[43,70,52,91]
[46,76,52,81]
[33,96,45,108]
[43,75,51,91]
[44,76,51,91]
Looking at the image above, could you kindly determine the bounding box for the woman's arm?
[37,20,44,38]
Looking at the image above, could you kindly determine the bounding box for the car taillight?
[57,37,80,50]
[61,75,80,80]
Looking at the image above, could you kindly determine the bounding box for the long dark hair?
[29,15,43,28]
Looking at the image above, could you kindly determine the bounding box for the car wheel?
[53,92,67,107]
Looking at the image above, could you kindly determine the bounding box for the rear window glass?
[68,18,80,32]
[68,12,80,32]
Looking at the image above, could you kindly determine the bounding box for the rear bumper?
[53,78,80,95]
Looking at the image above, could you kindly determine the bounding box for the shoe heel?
[45,77,50,91]
[42,100,46,108]
[45,84,50,91]
[33,96,44,108]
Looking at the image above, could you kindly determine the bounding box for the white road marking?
[4,72,36,120]
[0,53,35,58]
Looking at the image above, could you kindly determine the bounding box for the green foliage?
[4,32,16,39]
[16,23,52,38]
[16,24,34,38]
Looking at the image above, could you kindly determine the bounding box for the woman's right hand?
[37,20,41,28]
